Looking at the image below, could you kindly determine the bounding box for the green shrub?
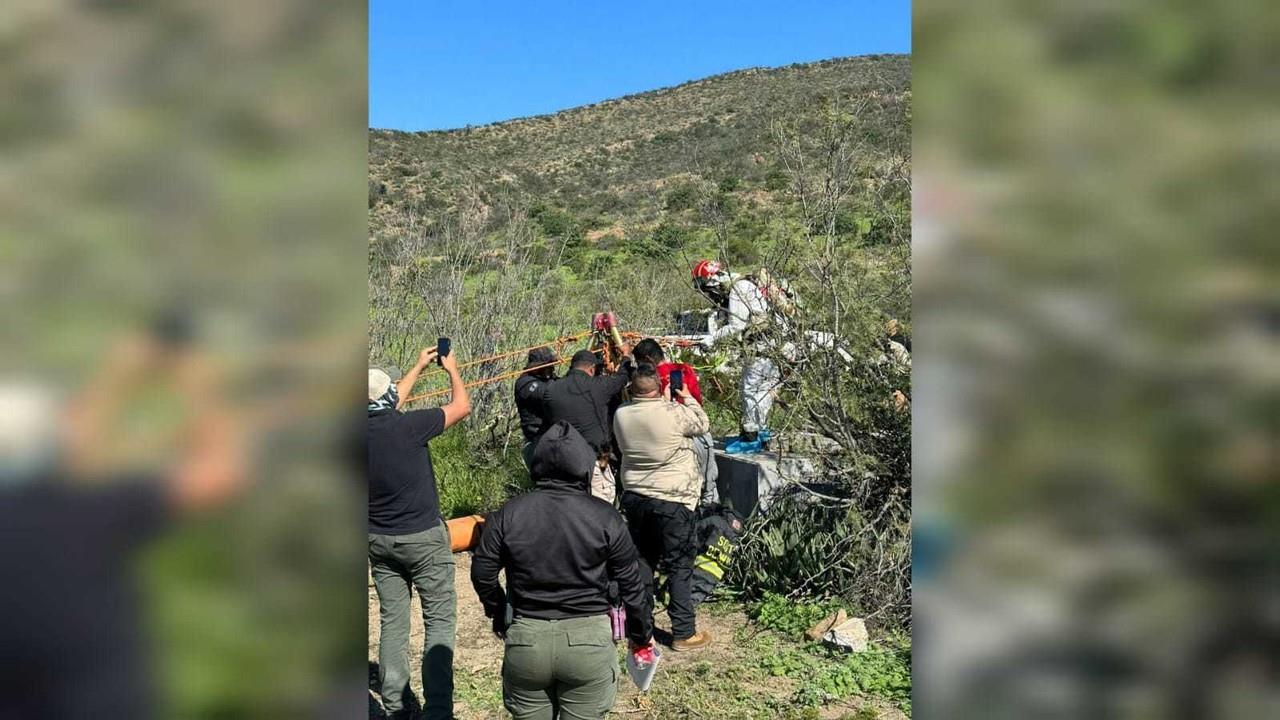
[651,219,691,251]
[765,167,790,191]
[801,642,912,713]
[728,487,910,629]
[530,204,581,240]
[834,208,873,238]
[750,603,913,714]
[712,190,739,216]
[750,592,844,638]
[430,429,530,518]
[664,182,700,211]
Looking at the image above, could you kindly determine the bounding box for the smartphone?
[437,337,451,365]
[669,369,684,395]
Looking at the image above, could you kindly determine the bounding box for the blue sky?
[369,1,911,131]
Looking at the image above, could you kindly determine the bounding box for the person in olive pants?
[501,615,618,719]
[368,347,471,719]
[471,421,654,720]
[369,525,457,719]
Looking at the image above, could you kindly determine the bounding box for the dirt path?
[369,554,903,719]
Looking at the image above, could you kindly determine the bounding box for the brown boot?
[671,630,712,652]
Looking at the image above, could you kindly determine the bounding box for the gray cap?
[368,369,392,401]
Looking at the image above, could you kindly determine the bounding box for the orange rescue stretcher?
[446,514,485,552]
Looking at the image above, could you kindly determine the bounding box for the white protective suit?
[708,277,783,435]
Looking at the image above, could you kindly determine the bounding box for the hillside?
[368,54,913,717]
[367,51,911,432]
[369,54,909,246]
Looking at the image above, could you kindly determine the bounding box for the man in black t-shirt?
[367,346,470,720]
[1,328,244,720]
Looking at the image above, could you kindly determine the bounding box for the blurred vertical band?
[1,1,367,718]
[913,1,1275,717]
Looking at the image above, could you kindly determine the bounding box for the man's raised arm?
[439,350,471,428]
[394,347,437,409]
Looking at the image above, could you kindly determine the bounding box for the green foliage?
[788,641,912,714]
[370,56,909,234]
[818,643,912,713]
[529,203,581,240]
[664,181,701,211]
[651,219,692,251]
[765,167,791,191]
[712,189,740,216]
[730,494,862,599]
[751,591,845,638]
[761,645,825,678]
[726,234,762,266]
[835,207,873,238]
[430,428,530,519]
[453,667,505,714]
[749,614,912,715]
[624,623,898,720]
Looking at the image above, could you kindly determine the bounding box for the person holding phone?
[0,322,245,720]
[631,338,702,405]
[631,338,718,506]
[367,342,470,720]
[611,364,713,651]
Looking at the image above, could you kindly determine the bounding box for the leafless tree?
[727,94,913,626]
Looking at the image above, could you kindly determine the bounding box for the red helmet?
[692,259,723,282]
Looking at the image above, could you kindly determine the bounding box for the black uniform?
[514,373,553,443]
[470,421,653,646]
[539,365,631,454]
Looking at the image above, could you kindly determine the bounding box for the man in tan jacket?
[613,365,713,650]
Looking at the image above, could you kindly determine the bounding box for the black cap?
[632,337,663,364]
[570,349,599,367]
[526,347,557,367]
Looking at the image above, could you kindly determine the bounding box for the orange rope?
[401,329,701,406]
[403,331,589,404]
[404,356,571,403]
[619,331,701,349]
[415,331,590,380]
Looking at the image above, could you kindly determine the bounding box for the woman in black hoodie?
[471,421,653,720]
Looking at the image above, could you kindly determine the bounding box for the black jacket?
[514,373,553,443]
[470,421,652,645]
[540,365,631,454]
